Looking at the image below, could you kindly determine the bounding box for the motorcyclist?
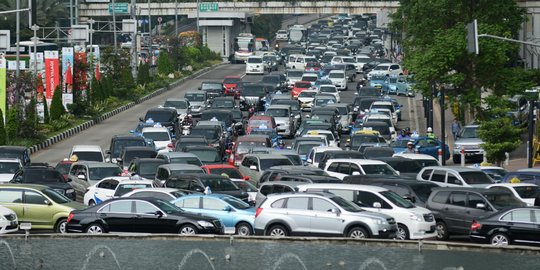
[276,140,286,149]
[426,127,436,139]
[182,114,193,126]
[404,141,416,153]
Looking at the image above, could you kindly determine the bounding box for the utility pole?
[88,19,95,91]
[175,0,178,37]
[15,0,20,79]
[196,0,200,33]
[131,0,138,79]
[440,87,446,165]
[148,0,152,54]
[112,0,117,50]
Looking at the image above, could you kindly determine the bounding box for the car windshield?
[200,178,239,191]
[212,100,235,108]
[55,163,71,175]
[72,151,103,162]
[190,128,219,140]
[235,181,257,192]
[163,100,188,109]
[315,98,334,106]
[513,186,540,199]
[328,72,344,78]
[143,131,170,142]
[460,171,494,185]
[170,157,202,166]
[266,109,289,117]
[145,111,175,123]
[251,129,278,139]
[189,150,220,163]
[154,199,184,214]
[298,91,317,98]
[320,86,337,93]
[209,168,243,179]
[202,83,222,90]
[223,77,241,84]
[302,76,317,82]
[185,93,205,102]
[380,190,414,208]
[0,151,22,160]
[363,148,394,158]
[363,125,390,136]
[249,119,273,128]
[295,82,311,88]
[222,196,251,209]
[389,160,422,173]
[139,163,162,176]
[416,159,440,167]
[112,139,146,157]
[483,193,524,209]
[123,150,156,165]
[114,183,152,197]
[242,86,265,96]
[330,196,363,212]
[170,169,204,176]
[42,188,71,204]
[89,166,122,179]
[362,164,396,176]
[260,158,293,170]
[248,57,263,63]
[374,65,388,70]
[410,184,436,203]
[298,143,321,155]
[284,154,302,166]
[459,126,478,138]
[0,162,20,174]
[24,170,64,183]
[287,71,303,78]
[390,140,411,147]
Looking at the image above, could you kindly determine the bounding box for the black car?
[259,165,328,184]
[165,173,249,202]
[118,146,158,169]
[199,81,223,101]
[107,135,148,162]
[210,97,236,110]
[470,207,540,246]
[240,83,268,111]
[0,146,31,166]
[182,145,223,164]
[10,166,76,200]
[190,125,225,153]
[140,107,180,137]
[278,174,341,184]
[175,135,209,152]
[127,158,167,179]
[66,197,224,235]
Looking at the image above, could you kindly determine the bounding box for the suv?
[0,158,23,183]
[106,135,148,163]
[127,158,167,180]
[164,173,249,202]
[140,107,180,137]
[426,187,525,240]
[68,161,123,201]
[254,192,397,239]
[255,181,304,206]
[238,154,294,184]
[11,166,76,200]
[324,159,399,180]
[452,124,484,163]
[0,146,31,166]
[417,166,495,187]
[265,105,295,138]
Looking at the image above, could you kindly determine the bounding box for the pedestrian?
[451,119,461,141]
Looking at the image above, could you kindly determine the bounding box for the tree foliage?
[157,52,173,75]
[252,14,284,40]
[478,117,521,165]
[391,0,527,118]
[49,86,65,121]
[5,107,18,143]
[0,108,6,145]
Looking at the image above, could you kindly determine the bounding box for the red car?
[228,135,272,166]
[201,164,249,180]
[305,62,322,72]
[246,115,276,135]
[292,81,312,99]
[223,76,242,98]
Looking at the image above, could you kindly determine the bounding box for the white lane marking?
[407,96,413,127]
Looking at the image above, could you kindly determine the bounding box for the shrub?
[137,62,151,85]
[49,86,65,121]
[0,108,6,145]
[157,52,174,75]
[5,107,18,143]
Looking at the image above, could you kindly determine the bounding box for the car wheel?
[88,200,96,206]
[266,224,288,237]
[396,224,409,240]
[86,223,105,234]
[348,227,369,239]
[436,221,449,241]
[179,224,198,235]
[235,222,253,236]
[55,219,68,234]
[490,233,510,246]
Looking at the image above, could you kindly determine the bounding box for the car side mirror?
[395,171,400,176]
[351,171,361,176]
[476,203,486,210]
[106,150,111,155]
[249,165,258,171]
[403,195,416,203]
[155,210,164,217]
[194,186,204,193]
[330,208,341,216]
[223,206,232,212]
[77,174,86,180]
[139,117,144,122]
[44,199,52,205]
[373,202,382,208]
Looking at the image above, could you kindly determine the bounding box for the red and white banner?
[74,46,87,100]
[44,50,59,100]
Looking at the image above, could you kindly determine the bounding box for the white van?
[297,183,437,240]
[246,56,264,75]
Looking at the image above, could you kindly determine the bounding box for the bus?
[6,41,58,56]
[232,33,255,64]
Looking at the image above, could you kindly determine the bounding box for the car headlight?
[197,220,215,228]
[66,189,75,194]
[409,213,423,222]
[0,215,5,221]
[454,144,462,149]
[370,217,387,225]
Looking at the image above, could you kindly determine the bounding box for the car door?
[417,138,440,158]
[200,197,234,232]
[0,188,24,222]
[309,197,344,235]
[22,190,58,228]
[444,191,469,233]
[132,200,177,233]
[499,209,537,243]
[98,200,136,232]
[69,165,86,199]
[466,192,491,226]
[93,179,119,204]
[284,197,311,234]
[239,157,257,183]
[429,170,448,187]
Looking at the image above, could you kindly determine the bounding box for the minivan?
[246,56,265,75]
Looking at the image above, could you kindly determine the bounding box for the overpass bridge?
[79,1,399,18]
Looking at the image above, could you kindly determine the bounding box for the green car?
[0,184,85,233]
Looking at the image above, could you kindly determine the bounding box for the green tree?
[137,62,151,85]
[0,108,6,145]
[390,0,526,118]
[5,107,18,143]
[43,97,49,124]
[49,86,65,121]
[19,98,38,139]
[157,52,173,75]
[478,117,521,166]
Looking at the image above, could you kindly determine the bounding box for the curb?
[29,62,227,155]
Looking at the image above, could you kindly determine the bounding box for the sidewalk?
[432,98,531,170]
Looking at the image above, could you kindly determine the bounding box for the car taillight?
[255,208,263,218]
[470,220,481,231]
[67,213,74,223]
[167,143,173,149]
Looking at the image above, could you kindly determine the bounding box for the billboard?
[62,47,74,108]
[44,50,59,100]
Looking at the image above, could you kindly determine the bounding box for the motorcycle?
[181,125,191,136]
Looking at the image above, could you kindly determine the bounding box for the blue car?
[171,194,256,235]
[250,128,281,147]
[390,136,451,160]
[369,75,387,91]
[382,76,399,95]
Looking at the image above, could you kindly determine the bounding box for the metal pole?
[112,0,117,50]
[88,19,94,91]
[175,0,178,37]
[15,0,20,79]
[440,87,446,165]
[528,99,535,168]
[32,25,38,77]
[75,0,79,24]
[196,0,200,33]
[131,0,137,79]
[148,0,152,64]
[70,0,73,26]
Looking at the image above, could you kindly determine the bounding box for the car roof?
[326,158,388,165]
[158,164,203,170]
[259,181,307,187]
[267,105,291,109]
[244,154,291,160]
[73,161,121,167]
[488,183,538,188]
[71,145,102,151]
[297,183,388,192]
[431,187,511,195]
[422,166,482,172]
[141,126,169,132]
[201,164,237,169]
[0,183,50,190]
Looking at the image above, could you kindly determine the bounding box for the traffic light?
[466,20,478,54]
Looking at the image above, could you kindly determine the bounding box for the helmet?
[187,114,192,118]
[427,127,433,132]
[279,140,285,145]
[407,141,414,146]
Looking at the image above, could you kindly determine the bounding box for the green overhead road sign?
[109,3,129,14]
[199,2,219,12]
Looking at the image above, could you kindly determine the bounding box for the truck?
[288,25,307,44]
[232,33,255,64]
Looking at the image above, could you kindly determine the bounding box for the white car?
[245,56,265,75]
[304,130,338,148]
[327,70,347,90]
[69,145,105,162]
[297,90,318,111]
[393,153,441,167]
[275,29,288,41]
[486,183,540,206]
[83,177,154,205]
[367,63,403,80]
[306,146,342,168]
[324,158,399,180]
[142,126,173,153]
[0,158,22,183]
[122,187,185,201]
[301,73,319,86]
[318,84,340,103]
[0,205,18,234]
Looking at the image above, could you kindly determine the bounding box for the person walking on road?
[451,119,461,141]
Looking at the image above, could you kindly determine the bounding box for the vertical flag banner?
[74,45,87,100]
[88,45,101,81]
[62,47,74,108]
[44,50,59,100]
[0,58,6,119]
[30,52,44,74]
[36,73,45,123]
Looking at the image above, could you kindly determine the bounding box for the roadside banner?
[74,45,87,100]
[44,50,59,100]
[29,52,44,73]
[88,45,101,81]
[36,73,45,123]
[0,58,5,120]
[62,47,74,108]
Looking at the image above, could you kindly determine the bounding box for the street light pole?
[112,0,117,50]
[31,25,39,77]
[148,0,152,65]
[175,0,178,37]
[131,0,137,79]
[196,0,200,33]
[88,19,95,91]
